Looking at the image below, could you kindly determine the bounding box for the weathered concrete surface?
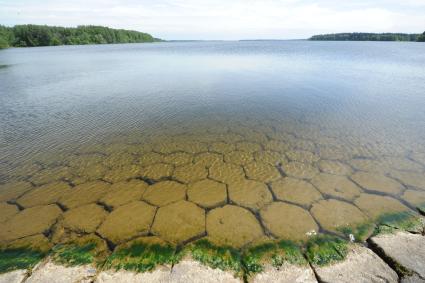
[370,232,425,279]
[401,274,425,283]
[313,245,398,283]
[25,260,96,283]
[170,258,241,283]
[250,263,317,283]
[0,270,27,283]
[95,267,171,283]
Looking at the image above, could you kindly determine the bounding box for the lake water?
[0,41,425,249]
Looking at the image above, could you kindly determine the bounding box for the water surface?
[0,41,425,248]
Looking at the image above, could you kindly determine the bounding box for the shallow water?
[0,41,425,248]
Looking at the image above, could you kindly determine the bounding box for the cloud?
[0,0,424,39]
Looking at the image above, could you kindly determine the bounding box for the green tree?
[418,32,425,42]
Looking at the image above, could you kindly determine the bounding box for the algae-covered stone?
[311,174,362,201]
[143,181,186,206]
[5,234,52,253]
[351,172,404,195]
[286,150,319,164]
[0,203,19,223]
[281,161,319,180]
[141,163,173,181]
[225,151,254,166]
[260,202,318,240]
[187,179,227,208]
[193,152,223,167]
[370,232,425,278]
[62,204,108,233]
[0,181,33,202]
[97,201,156,244]
[317,160,353,176]
[0,204,62,242]
[209,162,245,184]
[59,181,111,209]
[270,178,322,207]
[354,193,411,219]
[310,199,368,234]
[152,200,205,244]
[103,236,176,274]
[244,162,281,183]
[17,181,71,208]
[99,180,148,209]
[313,245,398,283]
[173,163,208,183]
[305,235,348,266]
[228,179,272,210]
[206,205,263,248]
[389,171,425,190]
[103,164,142,183]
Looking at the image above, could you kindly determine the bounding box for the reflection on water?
[0,41,425,249]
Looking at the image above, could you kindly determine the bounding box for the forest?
[310,32,425,42]
[0,25,160,48]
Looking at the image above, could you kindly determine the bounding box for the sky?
[0,0,424,40]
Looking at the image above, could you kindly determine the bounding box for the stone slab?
[25,261,96,283]
[250,263,317,283]
[95,267,171,283]
[0,270,27,283]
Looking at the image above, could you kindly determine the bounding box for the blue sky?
[1,0,424,40]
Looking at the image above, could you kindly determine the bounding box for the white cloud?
[0,0,424,39]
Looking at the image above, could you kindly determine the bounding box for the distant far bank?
[0,25,161,49]
[310,32,425,42]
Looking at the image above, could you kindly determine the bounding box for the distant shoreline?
[309,32,425,42]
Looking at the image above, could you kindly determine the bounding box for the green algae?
[374,211,424,234]
[104,241,180,273]
[51,243,97,266]
[243,240,305,274]
[305,235,348,266]
[0,248,45,273]
[338,222,375,242]
[186,239,243,276]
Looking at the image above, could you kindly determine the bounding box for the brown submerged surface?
[1,115,425,251]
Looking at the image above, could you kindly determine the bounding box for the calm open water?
[0,41,425,247]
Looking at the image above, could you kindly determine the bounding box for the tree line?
[0,25,161,48]
[310,32,425,42]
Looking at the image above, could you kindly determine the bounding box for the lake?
[0,41,425,248]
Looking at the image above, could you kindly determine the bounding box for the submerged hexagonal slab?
[271,178,322,207]
[17,181,71,208]
[317,160,353,176]
[152,200,205,243]
[209,162,245,184]
[350,172,403,195]
[228,179,272,210]
[173,163,208,183]
[59,181,111,209]
[388,171,425,190]
[244,162,281,183]
[310,199,368,234]
[206,205,263,248]
[187,179,227,208]
[103,164,142,183]
[0,203,19,223]
[0,204,62,242]
[281,162,319,180]
[224,151,254,166]
[0,181,33,202]
[143,181,186,206]
[97,201,156,244]
[163,152,193,166]
[62,203,108,233]
[401,190,425,207]
[100,180,148,209]
[260,202,318,240]
[354,193,411,219]
[253,150,287,166]
[193,152,223,167]
[286,150,319,164]
[141,163,173,181]
[311,174,362,201]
